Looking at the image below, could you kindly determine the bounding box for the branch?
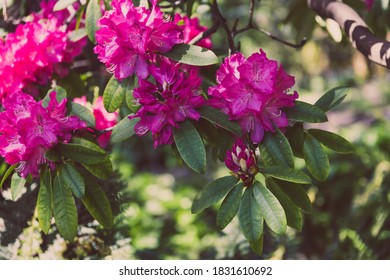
[307,0,390,68]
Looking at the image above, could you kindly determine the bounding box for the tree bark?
[307,0,390,68]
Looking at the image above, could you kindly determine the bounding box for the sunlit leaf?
[192,176,239,213]
[173,120,206,173]
[163,43,219,66]
[11,173,26,201]
[110,116,139,143]
[37,168,53,234]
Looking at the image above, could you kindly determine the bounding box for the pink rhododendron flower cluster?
[73,96,118,148]
[131,59,205,148]
[94,0,183,80]
[0,92,85,177]
[208,49,298,143]
[174,14,212,49]
[0,2,86,102]
[225,139,258,186]
[365,0,375,10]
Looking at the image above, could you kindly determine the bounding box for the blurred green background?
[0,0,389,259]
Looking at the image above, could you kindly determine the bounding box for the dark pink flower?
[0,92,85,177]
[208,49,298,143]
[365,0,375,10]
[95,0,183,80]
[73,96,118,148]
[174,14,212,49]
[0,8,86,102]
[225,139,258,186]
[131,59,204,148]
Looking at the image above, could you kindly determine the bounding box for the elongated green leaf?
[37,168,53,234]
[303,132,330,181]
[86,0,102,43]
[68,28,87,42]
[173,120,206,173]
[60,163,85,199]
[45,150,61,162]
[70,102,96,127]
[286,123,304,157]
[199,106,241,136]
[82,157,113,179]
[266,179,303,231]
[11,173,26,201]
[261,166,311,184]
[276,180,312,213]
[0,165,16,189]
[285,101,328,123]
[192,176,239,213]
[42,86,67,108]
[314,86,349,112]
[53,174,78,241]
[81,174,113,228]
[217,183,244,230]
[58,138,106,165]
[259,128,294,167]
[239,187,264,242]
[53,0,78,11]
[110,116,139,143]
[308,129,354,154]
[249,234,264,256]
[103,76,127,113]
[253,181,287,235]
[163,43,219,66]
[123,76,139,113]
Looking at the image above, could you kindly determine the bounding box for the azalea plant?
[1,0,386,255]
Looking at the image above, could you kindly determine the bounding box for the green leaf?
[81,174,113,228]
[60,163,85,199]
[308,129,354,154]
[0,165,16,189]
[163,43,219,66]
[53,0,78,11]
[110,116,139,143]
[285,101,328,123]
[11,173,26,201]
[82,157,113,180]
[173,120,206,173]
[70,102,96,127]
[303,132,330,181]
[249,234,264,256]
[191,176,239,213]
[216,183,244,230]
[103,76,127,113]
[37,168,53,234]
[259,128,294,167]
[45,150,61,162]
[314,86,349,112]
[199,106,241,136]
[266,179,303,231]
[276,180,312,213]
[58,138,106,165]
[53,173,78,241]
[86,0,102,43]
[261,166,311,184]
[42,86,67,108]
[285,123,305,157]
[68,28,87,42]
[123,76,139,113]
[253,181,287,235]
[239,187,264,242]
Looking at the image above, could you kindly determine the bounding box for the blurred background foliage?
[0,0,389,259]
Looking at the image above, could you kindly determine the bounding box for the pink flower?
[225,139,258,186]
[131,59,204,148]
[94,0,183,80]
[174,14,212,49]
[365,0,375,10]
[0,12,86,102]
[208,49,298,143]
[73,96,118,148]
[0,92,85,177]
